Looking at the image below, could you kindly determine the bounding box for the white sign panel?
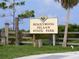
[30,18,58,34]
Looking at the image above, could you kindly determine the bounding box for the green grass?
[0,45,79,59]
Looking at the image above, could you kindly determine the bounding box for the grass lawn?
[0,45,79,59]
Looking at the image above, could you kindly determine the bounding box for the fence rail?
[58,38,79,40]
[59,32,79,34]
[57,32,79,46]
[57,42,79,46]
[0,29,79,46]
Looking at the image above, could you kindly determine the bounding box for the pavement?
[14,51,79,59]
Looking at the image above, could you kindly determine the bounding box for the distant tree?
[59,24,79,32]
[0,0,25,30]
[58,25,65,32]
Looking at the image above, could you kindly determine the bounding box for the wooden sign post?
[33,34,36,47]
[5,23,9,45]
[52,34,56,46]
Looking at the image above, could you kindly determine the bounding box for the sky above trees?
[0,0,79,30]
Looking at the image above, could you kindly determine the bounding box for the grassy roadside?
[0,45,79,59]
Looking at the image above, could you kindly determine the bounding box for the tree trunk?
[13,0,15,30]
[62,9,70,47]
[15,18,19,45]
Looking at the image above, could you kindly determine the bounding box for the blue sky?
[0,0,79,30]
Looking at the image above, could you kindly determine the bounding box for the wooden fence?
[0,23,79,46]
[57,32,79,46]
[0,30,79,46]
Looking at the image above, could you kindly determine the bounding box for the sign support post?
[5,23,9,45]
[33,34,36,47]
[52,34,56,46]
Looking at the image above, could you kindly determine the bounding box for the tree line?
[59,24,79,32]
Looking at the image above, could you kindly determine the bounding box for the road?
[14,51,79,59]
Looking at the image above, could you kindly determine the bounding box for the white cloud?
[44,0,53,5]
[47,14,57,18]
[43,0,62,9]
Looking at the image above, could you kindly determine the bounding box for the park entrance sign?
[30,17,58,34]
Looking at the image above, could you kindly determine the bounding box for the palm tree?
[55,0,78,47]
[15,10,35,45]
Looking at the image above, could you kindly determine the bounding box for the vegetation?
[59,24,79,32]
[0,0,26,29]
[1,45,79,59]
